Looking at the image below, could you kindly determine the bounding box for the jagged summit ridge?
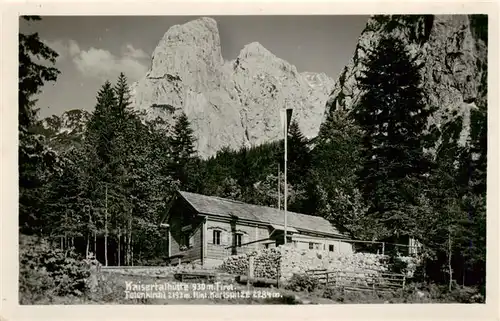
[325,15,487,146]
[131,17,335,158]
[238,41,275,59]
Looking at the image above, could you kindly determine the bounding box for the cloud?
[43,39,66,59]
[123,44,149,59]
[43,39,149,81]
[43,39,81,60]
[68,40,81,57]
[73,47,148,81]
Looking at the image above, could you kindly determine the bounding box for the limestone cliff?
[130,17,335,159]
[325,15,488,146]
[42,16,487,157]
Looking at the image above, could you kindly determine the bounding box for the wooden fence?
[306,268,406,294]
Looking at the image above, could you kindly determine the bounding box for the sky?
[20,15,369,118]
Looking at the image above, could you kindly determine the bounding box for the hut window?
[213,230,221,245]
[235,234,242,247]
[309,242,321,250]
[329,244,335,252]
[182,233,191,248]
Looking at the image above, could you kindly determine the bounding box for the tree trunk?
[131,237,134,266]
[86,206,91,258]
[448,228,453,292]
[128,214,132,266]
[105,184,108,267]
[86,235,90,258]
[423,257,427,281]
[118,227,121,266]
[125,229,129,265]
[124,227,128,266]
[64,211,68,255]
[94,231,97,254]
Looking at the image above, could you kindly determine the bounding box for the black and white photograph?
[6,7,494,310]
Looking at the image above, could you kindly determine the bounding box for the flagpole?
[280,107,292,246]
[284,115,288,246]
[278,163,280,211]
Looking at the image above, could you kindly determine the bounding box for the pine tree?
[86,81,117,170]
[251,172,301,210]
[170,112,197,190]
[44,148,89,247]
[19,16,60,134]
[114,72,132,115]
[110,73,139,265]
[287,120,311,186]
[468,107,487,195]
[82,81,118,265]
[309,108,368,237]
[466,107,487,280]
[426,105,487,286]
[352,35,434,241]
[19,16,61,234]
[235,147,252,191]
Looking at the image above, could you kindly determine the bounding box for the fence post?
[382,242,385,255]
[276,267,279,289]
[248,255,254,290]
[248,256,255,279]
[276,257,281,289]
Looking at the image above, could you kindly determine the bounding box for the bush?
[404,282,485,303]
[448,286,485,303]
[387,254,408,275]
[285,273,319,293]
[19,263,57,304]
[322,286,345,302]
[19,235,91,304]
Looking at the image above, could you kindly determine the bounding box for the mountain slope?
[324,15,487,146]
[41,16,487,158]
[130,17,335,158]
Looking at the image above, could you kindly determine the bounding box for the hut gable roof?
[177,191,343,237]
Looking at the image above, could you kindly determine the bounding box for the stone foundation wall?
[219,248,281,279]
[279,247,388,280]
[219,247,420,282]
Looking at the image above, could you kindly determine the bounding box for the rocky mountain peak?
[131,17,335,158]
[325,15,487,147]
[147,17,223,82]
[42,15,486,160]
[238,41,274,59]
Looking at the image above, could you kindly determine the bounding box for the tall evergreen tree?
[19,16,61,234]
[18,16,60,134]
[85,81,119,182]
[170,112,198,191]
[352,36,434,241]
[425,105,487,286]
[286,120,311,186]
[80,81,119,264]
[44,148,89,245]
[309,109,368,237]
[114,72,133,116]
